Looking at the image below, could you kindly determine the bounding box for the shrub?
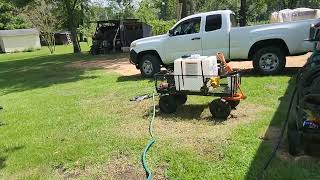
[149,19,176,35]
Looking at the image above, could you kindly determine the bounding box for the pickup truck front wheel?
[253,47,286,75]
[139,54,161,78]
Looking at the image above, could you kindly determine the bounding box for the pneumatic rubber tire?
[139,54,161,78]
[159,95,178,113]
[227,100,240,109]
[175,94,187,105]
[209,99,231,119]
[253,46,286,75]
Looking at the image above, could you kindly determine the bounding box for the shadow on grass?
[117,74,153,83]
[0,145,24,169]
[156,104,228,124]
[0,52,128,95]
[244,69,320,179]
[157,104,207,120]
[243,76,296,179]
[239,67,301,77]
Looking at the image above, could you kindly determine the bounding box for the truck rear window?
[205,14,222,32]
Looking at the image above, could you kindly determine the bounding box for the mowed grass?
[0,45,319,179]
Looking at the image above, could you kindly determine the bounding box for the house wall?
[0,34,41,53]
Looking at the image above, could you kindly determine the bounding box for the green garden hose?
[141,91,156,180]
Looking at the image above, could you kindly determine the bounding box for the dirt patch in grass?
[56,164,82,179]
[104,154,145,180]
[119,101,264,156]
[277,146,320,162]
[259,126,281,144]
[65,53,309,76]
[258,125,320,162]
[258,126,294,161]
[229,53,309,70]
[54,153,156,180]
[104,153,167,180]
[66,57,140,76]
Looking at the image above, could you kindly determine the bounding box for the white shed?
[0,28,41,53]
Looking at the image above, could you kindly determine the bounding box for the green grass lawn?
[0,45,319,179]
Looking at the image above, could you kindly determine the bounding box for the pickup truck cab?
[130,10,318,77]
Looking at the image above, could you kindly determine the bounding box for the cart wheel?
[227,100,240,109]
[209,99,231,119]
[175,94,187,105]
[159,95,178,113]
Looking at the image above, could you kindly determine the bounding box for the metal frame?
[154,71,242,98]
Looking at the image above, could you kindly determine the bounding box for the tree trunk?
[189,0,194,15]
[79,2,84,42]
[179,0,194,18]
[288,0,298,9]
[65,0,81,53]
[281,0,287,9]
[239,0,247,27]
[176,0,182,20]
[160,0,168,20]
[180,0,188,18]
[70,28,81,53]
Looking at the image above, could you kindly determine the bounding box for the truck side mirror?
[169,29,174,36]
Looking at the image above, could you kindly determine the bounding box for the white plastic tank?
[174,54,218,91]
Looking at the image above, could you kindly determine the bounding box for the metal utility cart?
[154,70,246,119]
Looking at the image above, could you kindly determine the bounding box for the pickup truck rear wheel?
[253,47,286,75]
[139,54,161,78]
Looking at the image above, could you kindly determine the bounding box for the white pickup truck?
[130,10,318,77]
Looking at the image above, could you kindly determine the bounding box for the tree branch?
[72,0,79,10]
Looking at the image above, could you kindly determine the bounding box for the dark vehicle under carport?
[90,19,152,55]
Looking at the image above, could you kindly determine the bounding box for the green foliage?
[135,0,159,22]
[194,0,269,23]
[155,0,178,20]
[248,20,270,26]
[4,0,34,8]
[135,0,176,35]
[191,0,320,24]
[149,19,176,35]
[88,3,118,21]
[195,0,239,13]
[0,2,30,30]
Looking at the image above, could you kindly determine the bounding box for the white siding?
[0,29,41,53]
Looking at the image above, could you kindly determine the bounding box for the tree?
[135,0,158,22]
[114,0,135,19]
[23,0,60,54]
[0,1,30,30]
[136,0,176,35]
[55,0,88,53]
[239,0,247,26]
[179,0,194,18]
[155,0,177,20]
[4,0,34,8]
